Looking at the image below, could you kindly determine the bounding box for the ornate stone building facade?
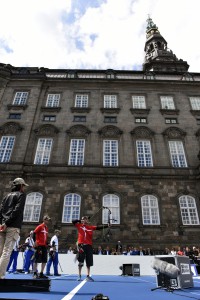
[0,17,200,251]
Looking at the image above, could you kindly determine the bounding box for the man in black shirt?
[0,177,28,279]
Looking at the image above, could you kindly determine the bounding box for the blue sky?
[0,0,200,72]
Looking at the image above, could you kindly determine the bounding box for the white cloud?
[0,0,199,72]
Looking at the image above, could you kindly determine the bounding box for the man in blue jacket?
[0,177,28,279]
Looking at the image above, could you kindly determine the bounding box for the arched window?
[102,194,120,224]
[141,195,160,225]
[62,193,81,223]
[23,192,43,222]
[179,195,199,225]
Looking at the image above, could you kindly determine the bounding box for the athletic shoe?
[54,274,61,276]
[24,272,29,274]
[77,275,82,281]
[33,272,39,279]
[86,276,94,282]
[39,273,48,279]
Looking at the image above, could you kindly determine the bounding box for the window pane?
[141,195,160,225]
[190,97,200,110]
[103,140,118,167]
[68,139,85,166]
[132,96,146,109]
[46,94,60,107]
[169,141,187,167]
[104,95,117,108]
[75,94,88,108]
[0,136,15,163]
[13,92,28,105]
[160,96,175,109]
[62,193,81,223]
[23,192,42,222]
[136,140,153,167]
[102,194,120,224]
[34,138,53,165]
[179,195,199,225]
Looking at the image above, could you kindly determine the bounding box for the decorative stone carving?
[0,122,23,134]
[162,127,186,139]
[98,125,123,138]
[66,125,91,137]
[34,124,59,136]
[130,126,154,138]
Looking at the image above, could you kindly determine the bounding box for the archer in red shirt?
[72,216,110,282]
[32,215,51,279]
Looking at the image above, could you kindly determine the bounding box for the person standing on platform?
[116,241,123,254]
[72,216,110,282]
[6,236,20,273]
[0,177,28,279]
[23,231,35,274]
[46,229,61,276]
[32,215,51,279]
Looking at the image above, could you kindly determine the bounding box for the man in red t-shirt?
[72,216,109,282]
[32,215,51,279]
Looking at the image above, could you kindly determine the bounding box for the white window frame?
[34,138,53,165]
[62,193,81,223]
[136,140,153,167]
[13,92,28,105]
[132,96,146,109]
[141,195,160,225]
[46,94,60,107]
[104,95,117,108]
[169,141,187,167]
[75,94,88,108]
[189,97,200,110]
[0,136,15,163]
[103,140,118,167]
[102,194,120,224]
[23,192,43,222]
[179,195,199,225]
[160,96,175,109]
[68,139,85,166]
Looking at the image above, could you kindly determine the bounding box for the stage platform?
[0,273,200,300]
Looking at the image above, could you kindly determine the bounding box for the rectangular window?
[8,113,21,120]
[104,95,117,108]
[73,116,86,122]
[75,94,88,108]
[103,194,120,224]
[23,192,42,222]
[196,118,200,125]
[68,139,85,166]
[34,138,53,165]
[165,118,177,124]
[103,140,118,167]
[104,116,117,123]
[136,140,153,167]
[190,97,200,110]
[160,96,175,109]
[43,115,56,122]
[141,195,160,225]
[132,96,146,109]
[13,92,28,105]
[62,193,81,223]
[135,117,147,123]
[46,94,60,107]
[169,141,187,167]
[0,136,15,163]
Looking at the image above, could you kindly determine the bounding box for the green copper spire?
[146,15,159,38]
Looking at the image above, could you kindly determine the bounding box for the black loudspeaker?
[122,264,140,276]
[156,256,193,289]
[0,278,51,292]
